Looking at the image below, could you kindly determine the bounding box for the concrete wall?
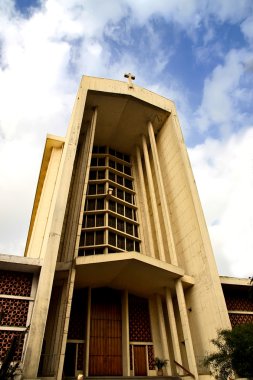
[156,110,231,358]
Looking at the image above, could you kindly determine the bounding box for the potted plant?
[154,357,168,376]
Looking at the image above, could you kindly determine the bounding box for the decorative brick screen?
[0,298,29,327]
[0,331,25,361]
[148,345,155,370]
[223,286,253,328]
[129,294,152,342]
[0,270,33,297]
[225,292,253,311]
[229,313,253,327]
[0,270,34,362]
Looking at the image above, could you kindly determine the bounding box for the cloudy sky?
[0,0,253,278]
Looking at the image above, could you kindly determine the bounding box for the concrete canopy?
[75,252,194,297]
[82,88,170,155]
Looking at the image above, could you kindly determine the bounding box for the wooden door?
[134,345,147,376]
[89,288,122,376]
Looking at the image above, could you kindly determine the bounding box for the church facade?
[0,76,252,380]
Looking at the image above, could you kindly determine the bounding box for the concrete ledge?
[0,253,41,272]
[75,252,194,296]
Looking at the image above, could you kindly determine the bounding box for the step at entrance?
[76,376,181,380]
[66,377,182,380]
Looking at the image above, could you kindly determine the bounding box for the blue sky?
[0,0,253,277]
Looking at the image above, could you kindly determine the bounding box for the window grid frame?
[78,147,141,257]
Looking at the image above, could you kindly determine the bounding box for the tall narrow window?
[78,146,141,256]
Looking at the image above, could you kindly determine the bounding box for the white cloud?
[189,128,253,277]
[206,0,252,23]
[194,49,252,135]
[241,15,253,44]
[0,0,252,280]
[0,135,41,255]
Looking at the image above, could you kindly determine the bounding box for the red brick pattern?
[0,298,29,327]
[226,296,253,311]
[0,270,33,297]
[0,270,33,363]
[0,331,25,361]
[129,295,152,342]
[229,313,253,327]
[148,345,155,370]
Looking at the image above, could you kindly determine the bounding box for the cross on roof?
[124,72,135,88]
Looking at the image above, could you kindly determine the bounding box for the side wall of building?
[26,146,64,259]
[156,110,231,359]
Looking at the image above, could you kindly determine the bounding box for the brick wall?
[0,270,33,361]
[222,285,253,327]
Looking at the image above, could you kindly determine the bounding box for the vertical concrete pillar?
[122,290,130,376]
[57,109,98,379]
[135,146,155,258]
[71,107,98,260]
[85,287,91,377]
[52,280,69,376]
[155,295,172,375]
[142,135,166,261]
[22,94,97,378]
[148,121,178,266]
[175,280,198,379]
[131,158,145,255]
[165,287,183,375]
[56,268,76,380]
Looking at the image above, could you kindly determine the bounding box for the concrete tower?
[22,76,231,379]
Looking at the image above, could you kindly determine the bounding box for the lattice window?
[226,294,253,311]
[0,270,33,297]
[0,298,29,327]
[0,331,25,361]
[78,146,140,257]
[148,345,155,370]
[129,295,152,342]
[229,313,253,327]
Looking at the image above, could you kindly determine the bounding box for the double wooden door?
[89,288,122,376]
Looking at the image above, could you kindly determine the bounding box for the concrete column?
[175,280,198,379]
[148,121,178,265]
[155,295,171,375]
[165,287,183,375]
[22,273,39,363]
[142,135,166,261]
[122,290,130,376]
[22,84,94,379]
[52,280,69,376]
[85,288,91,377]
[135,146,155,258]
[69,108,98,261]
[56,268,76,380]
